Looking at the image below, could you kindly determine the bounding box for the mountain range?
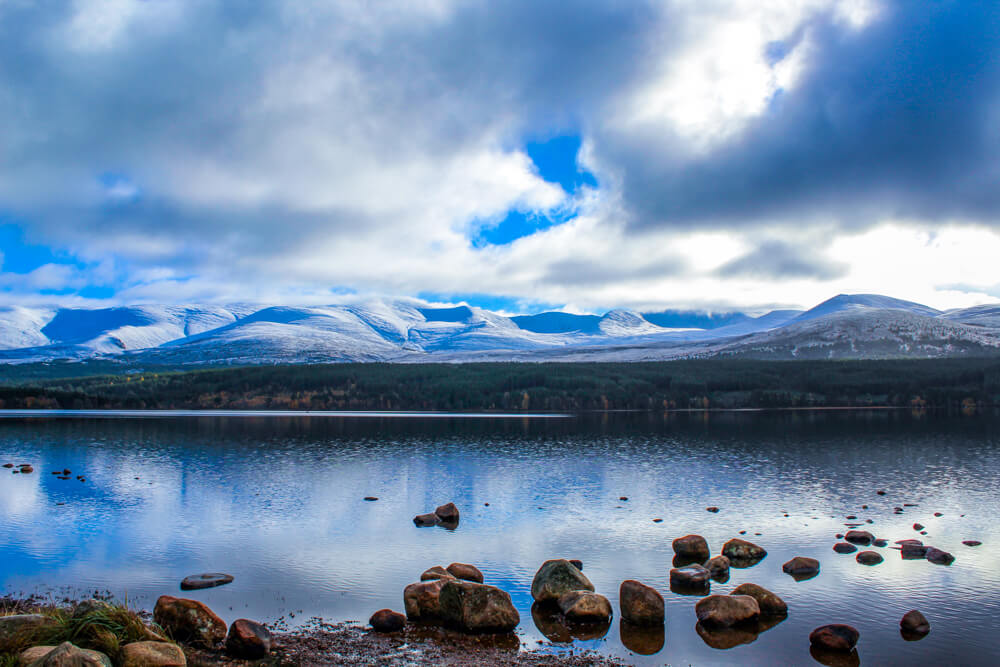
[0,294,999,366]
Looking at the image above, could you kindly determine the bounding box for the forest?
[0,358,998,411]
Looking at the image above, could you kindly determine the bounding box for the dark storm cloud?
[606,0,1000,230]
[716,240,848,280]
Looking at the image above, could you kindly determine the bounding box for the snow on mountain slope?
[941,304,1000,328]
[0,306,55,350]
[786,294,941,325]
[598,310,667,336]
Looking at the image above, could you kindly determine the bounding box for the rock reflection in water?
[530,602,610,642]
[695,613,786,650]
[619,620,665,655]
[809,645,861,667]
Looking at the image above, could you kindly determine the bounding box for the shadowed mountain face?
[0,294,998,365]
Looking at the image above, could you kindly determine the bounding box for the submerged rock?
[446,563,484,584]
[369,609,406,633]
[530,559,593,603]
[180,573,234,591]
[809,624,859,652]
[730,583,787,616]
[900,610,930,637]
[619,580,664,626]
[121,641,186,667]
[672,534,710,561]
[557,591,612,623]
[856,551,883,565]
[439,580,520,633]
[225,619,271,659]
[153,596,226,649]
[695,595,760,628]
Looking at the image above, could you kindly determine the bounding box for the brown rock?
[913,523,924,531]
[721,538,767,565]
[705,555,730,579]
[706,506,720,513]
[962,540,982,547]
[695,595,760,628]
[19,647,55,667]
[844,530,874,545]
[782,556,820,576]
[833,542,857,554]
[121,641,186,667]
[153,595,227,649]
[672,534,710,561]
[809,624,859,652]
[368,609,406,633]
[530,559,594,603]
[180,573,233,591]
[619,580,664,626]
[224,619,270,659]
[446,563,484,583]
[18,465,33,474]
[901,543,928,559]
[413,513,439,527]
[403,579,450,620]
[434,503,460,522]
[420,566,455,581]
[557,591,612,622]
[439,580,520,633]
[856,551,883,565]
[730,583,787,615]
[568,559,583,571]
[669,564,710,589]
[26,642,110,667]
[900,610,930,636]
[925,547,954,565]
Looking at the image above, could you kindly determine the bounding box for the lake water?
[1,410,998,666]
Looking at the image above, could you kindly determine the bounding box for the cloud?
[0,0,997,313]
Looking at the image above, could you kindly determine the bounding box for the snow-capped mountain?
[0,294,997,366]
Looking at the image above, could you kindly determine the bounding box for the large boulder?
[721,539,767,566]
[557,591,612,623]
[26,642,111,667]
[438,580,520,634]
[672,535,710,561]
[225,619,271,660]
[730,583,787,615]
[694,595,760,628]
[369,609,406,633]
[619,580,664,626]
[530,560,594,603]
[705,555,730,580]
[446,563,484,583]
[0,615,58,651]
[420,566,455,581]
[809,624,860,652]
[403,579,450,621]
[120,641,186,667]
[153,596,227,649]
[900,610,930,637]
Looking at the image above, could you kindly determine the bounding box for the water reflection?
[619,620,664,655]
[530,603,611,642]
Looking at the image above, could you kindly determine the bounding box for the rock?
[844,530,874,545]
[420,566,455,581]
[446,563,484,583]
[180,573,234,591]
[705,555,730,579]
[19,647,57,666]
[782,556,820,576]
[730,583,787,615]
[0,615,58,651]
[872,538,887,547]
[694,595,760,628]
[833,542,858,554]
[619,496,628,501]
[404,578,450,620]
[877,489,886,495]
[530,559,594,603]
[934,512,943,517]
[856,551,883,565]
[2,463,12,468]
[900,610,930,636]
[225,619,271,660]
[153,595,227,649]
[652,518,663,523]
[925,547,954,565]
[901,543,928,559]
[669,564,710,589]
[439,580,520,633]
[845,515,856,520]
[913,523,924,531]
[26,642,110,667]
[706,506,720,513]
[672,534,710,561]
[568,559,583,571]
[434,502,460,522]
[896,539,922,545]
[721,538,767,566]
[121,641,186,667]
[619,580,664,626]
[809,624,859,652]
[557,591,612,622]
[413,513,439,527]
[963,540,982,547]
[368,609,406,633]
[620,620,665,655]
[19,465,33,474]
[363,496,378,501]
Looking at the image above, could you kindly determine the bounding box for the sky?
[1,0,1000,315]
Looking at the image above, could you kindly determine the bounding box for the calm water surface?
[1,410,998,666]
